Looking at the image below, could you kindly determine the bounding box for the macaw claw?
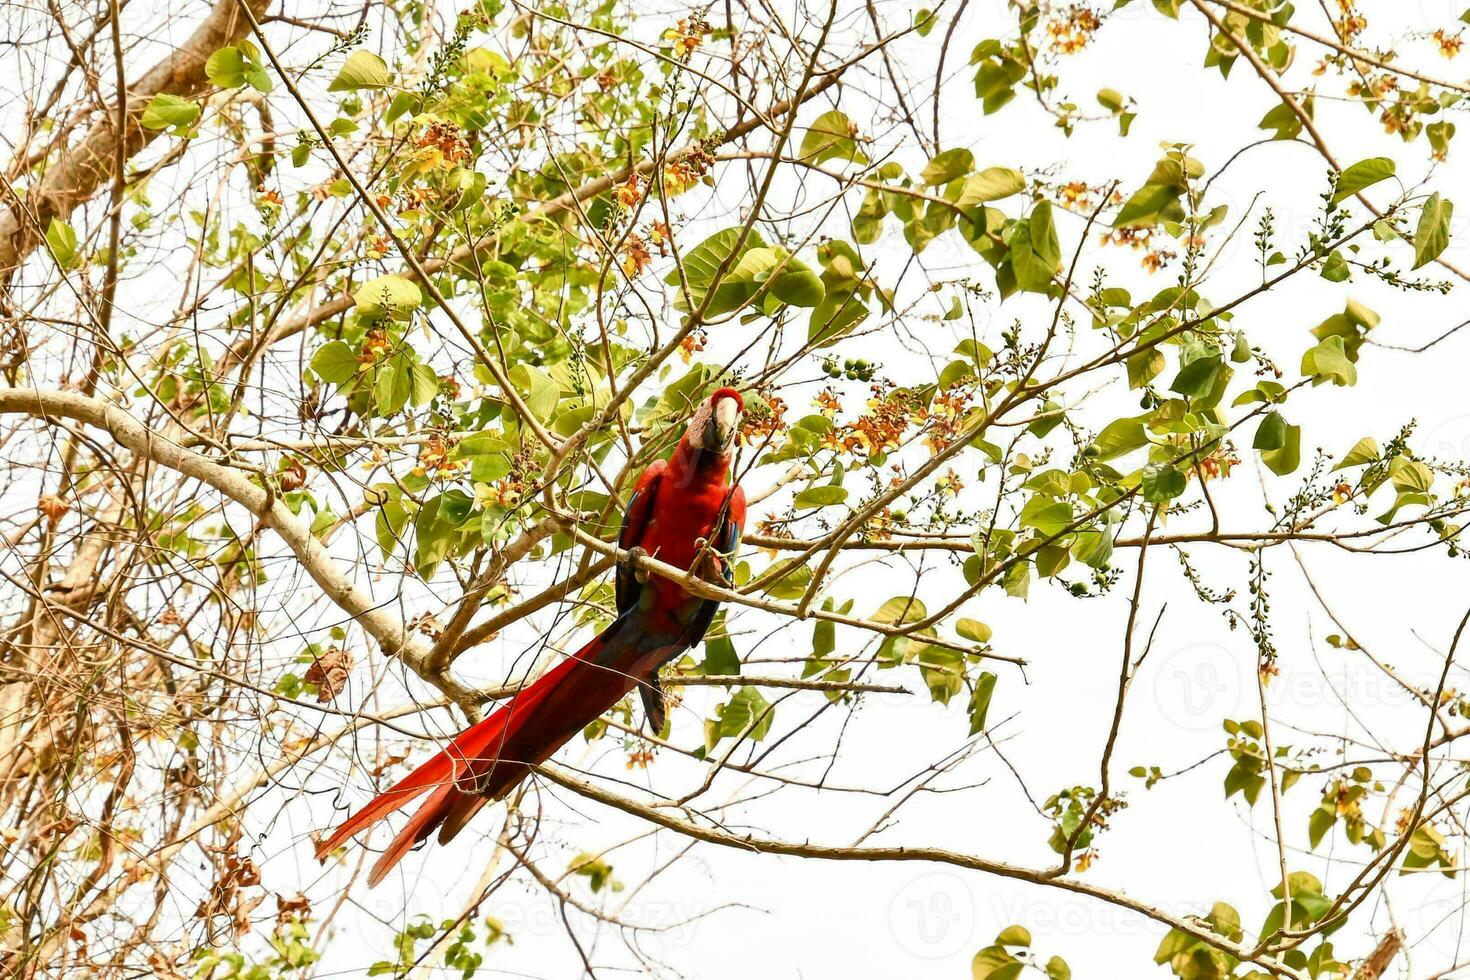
[624,545,650,583]
[691,537,724,584]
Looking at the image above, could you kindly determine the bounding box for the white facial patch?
[714,396,739,435]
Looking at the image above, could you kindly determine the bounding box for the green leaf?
[1141,462,1186,502]
[1310,298,1378,362]
[353,274,422,321]
[918,643,965,703]
[1335,437,1380,469]
[771,264,825,307]
[702,619,740,675]
[1413,192,1453,269]
[665,227,768,315]
[1170,354,1222,399]
[44,218,79,269]
[1233,380,1287,406]
[972,947,1024,980]
[1035,543,1070,578]
[705,686,774,749]
[374,361,412,416]
[808,289,869,347]
[1319,250,1350,282]
[1115,183,1179,228]
[1333,157,1395,203]
[1127,349,1165,389]
[1261,422,1302,475]
[956,167,1025,207]
[1301,335,1357,386]
[968,672,996,734]
[1003,560,1030,599]
[512,363,559,422]
[1089,416,1149,461]
[721,246,825,309]
[436,490,475,526]
[310,341,359,384]
[1309,806,1335,849]
[973,51,1023,113]
[1391,458,1434,494]
[1254,411,1287,451]
[799,110,865,165]
[374,491,408,561]
[956,618,992,643]
[872,595,927,625]
[408,362,440,406]
[1029,200,1061,265]
[793,485,848,509]
[206,46,247,88]
[852,188,886,244]
[458,431,511,456]
[1259,100,1308,140]
[760,559,811,600]
[1114,155,1193,228]
[921,147,974,185]
[567,853,620,894]
[1071,529,1113,569]
[1010,201,1061,292]
[242,55,272,92]
[140,94,199,133]
[1429,120,1456,158]
[995,925,1031,947]
[330,50,391,92]
[1019,496,1074,536]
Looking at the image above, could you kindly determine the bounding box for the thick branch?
[0,386,479,710]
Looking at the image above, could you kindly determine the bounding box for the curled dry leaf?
[38,493,67,529]
[275,891,312,928]
[195,853,263,939]
[303,646,352,703]
[279,457,308,492]
[411,612,442,639]
[146,950,190,980]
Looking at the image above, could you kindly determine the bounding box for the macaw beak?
[708,396,740,452]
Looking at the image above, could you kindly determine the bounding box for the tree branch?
[0,0,272,282]
[0,386,482,714]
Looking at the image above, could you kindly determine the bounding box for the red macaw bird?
[315,387,747,885]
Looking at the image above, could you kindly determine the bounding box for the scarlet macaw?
[315,387,747,885]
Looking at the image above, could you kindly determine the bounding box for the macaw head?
[686,386,744,457]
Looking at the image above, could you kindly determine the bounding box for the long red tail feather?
[316,621,641,884]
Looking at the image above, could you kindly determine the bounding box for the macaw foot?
[623,545,650,584]
[691,537,724,585]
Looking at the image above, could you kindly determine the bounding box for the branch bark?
[0,0,271,282]
[1352,929,1403,979]
[0,386,480,711]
